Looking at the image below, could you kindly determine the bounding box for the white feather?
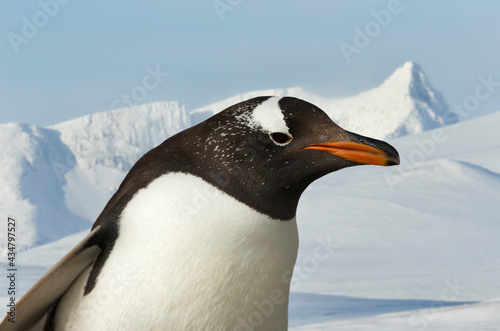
[250,97,290,135]
[55,172,299,330]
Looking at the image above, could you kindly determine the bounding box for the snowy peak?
[379,61,424,92]
[381,61,447,109]
[322,61,458,139]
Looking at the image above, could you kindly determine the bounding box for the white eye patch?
[250,97,291,135]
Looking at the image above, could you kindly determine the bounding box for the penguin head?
[166,96,399,220]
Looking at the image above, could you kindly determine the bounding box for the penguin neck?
[91,172,299,329]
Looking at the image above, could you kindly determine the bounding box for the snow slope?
[2,109,499,329]
[0,124,90,253]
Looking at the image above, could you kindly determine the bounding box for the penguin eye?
[270,132,293,145]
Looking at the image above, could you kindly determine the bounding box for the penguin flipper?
[0,228,102,331]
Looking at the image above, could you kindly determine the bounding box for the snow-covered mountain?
[323,61,458,139]
[51,101,189,170]
[0,123,90,250]
[0,62,456,255]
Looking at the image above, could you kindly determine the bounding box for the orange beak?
[301,134,400,166]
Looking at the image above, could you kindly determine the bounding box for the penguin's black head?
[163,96,399,220]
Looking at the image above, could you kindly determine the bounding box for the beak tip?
[344,131,400,167]
[385,158,400,166]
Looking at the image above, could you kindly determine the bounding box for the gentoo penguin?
[0,96,399,331]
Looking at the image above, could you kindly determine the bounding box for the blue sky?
[1,1,500,126]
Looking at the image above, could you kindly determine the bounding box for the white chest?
[56,173,299,330]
